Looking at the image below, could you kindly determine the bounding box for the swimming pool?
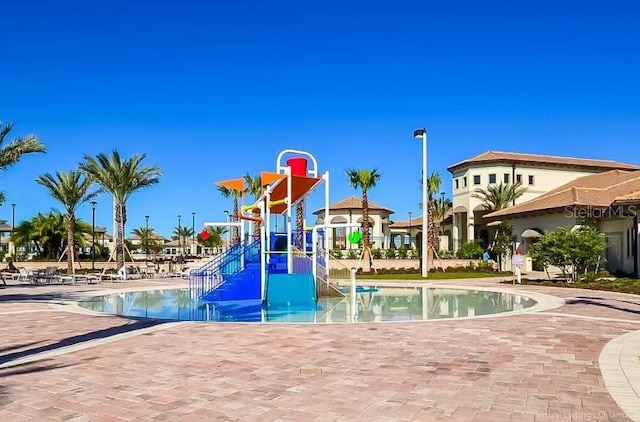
[78,286,537,323]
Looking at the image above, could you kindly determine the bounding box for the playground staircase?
[189,239,262,302]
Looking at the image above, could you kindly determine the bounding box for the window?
[463,176,467,187]
[528,175,535,185]
[504,173,510,183]
[489,174,496,184]
[473,175,481,185]
[516,174,522,184]
[455,179,459,189]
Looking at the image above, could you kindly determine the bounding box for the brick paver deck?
[1,278,639,421]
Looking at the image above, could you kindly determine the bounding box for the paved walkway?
[1,277,640,421]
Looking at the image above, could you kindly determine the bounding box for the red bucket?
[286,157,308,177]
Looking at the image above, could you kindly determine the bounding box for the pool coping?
[59,282,565,325]
[600,329,640,422]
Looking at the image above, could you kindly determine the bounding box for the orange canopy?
[216,177,244,191]
[269,175,323,214]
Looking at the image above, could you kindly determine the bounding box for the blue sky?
[1,0,639,237]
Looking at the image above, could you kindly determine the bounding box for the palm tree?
[0,121,46,204]
[14,211,91,260]
[172,226,194,253]
[244,173,263,239]
[30,211,67,259]
[132,227,155,254]
[471,182,528,212]
[79,150,161,271]
[218,186,241,245]
[11,220,38,255]
[36,171,95,274]
[345,168,381,272]
[197,226,226,252]
[419,172,446,262]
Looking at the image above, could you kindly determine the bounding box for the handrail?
[191,239,261,300]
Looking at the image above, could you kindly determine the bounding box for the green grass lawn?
[501,278,640,295]
[356,271,511,280]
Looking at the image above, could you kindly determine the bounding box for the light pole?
[11,203,15,256]
[414,128,429,277]
[408,211,412,247]
[192,211,195,256]
[223,210,231,248]
[177,214,182,256]
[145,215,149,266]
[91,201,97,270]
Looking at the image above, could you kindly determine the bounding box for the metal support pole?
[91,201,97,270]
[350,267,357,322]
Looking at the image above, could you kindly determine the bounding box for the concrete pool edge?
[599,329,640,422]
[63,283,565,325]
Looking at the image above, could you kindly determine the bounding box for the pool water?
[79,287,537,323]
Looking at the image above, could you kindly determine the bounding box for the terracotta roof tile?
[390,209,452,228]
[313,196,393,214]
[448,151,640,173]
[486,170,640,218]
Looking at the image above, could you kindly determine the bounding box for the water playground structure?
[189,149,361,321]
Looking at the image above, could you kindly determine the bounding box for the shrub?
[330,249,343,259]
[438,249,456,259]
[397,247,408,259]
[372,248,383,259]
[529,225,607,281]
[384,249,397,259]
[456,242,484,259]
[347,249,358,259]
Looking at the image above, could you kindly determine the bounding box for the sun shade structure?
[268,175,323,214]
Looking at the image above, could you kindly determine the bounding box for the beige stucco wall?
[452,164,599,215]
[598,218,635,274]
[315,208,392,249]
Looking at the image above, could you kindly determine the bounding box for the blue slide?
[264,273,318,322]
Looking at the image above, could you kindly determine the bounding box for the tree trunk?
[66,215,75,275]
[427,199,437,265]
[296,200,304,249]
[232,197,240,245]
[253,207,261,240]
[116,204,126,270]
[361,190,372,272]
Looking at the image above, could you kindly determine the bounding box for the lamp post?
[145,215,149,265]
[408,211,412,247]
[413,128,429,277]
[223,210,231,248]
[192,211,195,256]
[91,201,97,270]
[11,203,15,256]
[177,214,182,256]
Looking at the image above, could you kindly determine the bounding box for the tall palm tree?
[0,121,46,204]
[471,182,528,212]
[218,186,241,245]
[346,168,381,272]
[36,171,95,274]
[79,150,161,271]
[244,173,263,239]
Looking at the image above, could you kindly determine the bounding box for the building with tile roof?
[484,170,640,275]
[447,150,640,254]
